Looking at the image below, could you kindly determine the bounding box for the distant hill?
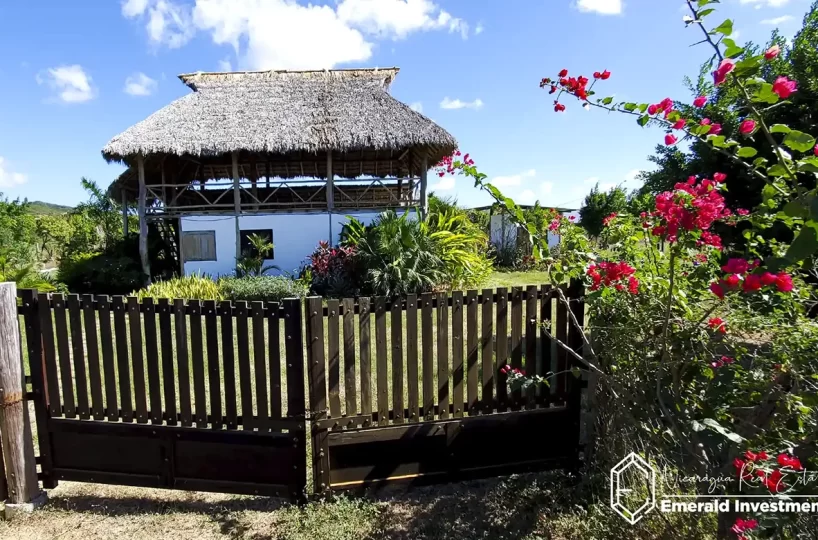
[28,201,73,215]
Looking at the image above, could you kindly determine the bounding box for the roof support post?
[327,151,334,242]
[137,155,151,285]
[232,151,241,264]
[419,155,429,219]
[122,191,128,239]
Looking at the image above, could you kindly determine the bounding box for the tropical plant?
[218,275,308,302]
[426,206,493,289]
[236,233,278,277]
[308,240,359,298]
[579,184,629,237]
[132,274,223,300]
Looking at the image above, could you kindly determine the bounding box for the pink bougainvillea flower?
[778,453,804,471]
[558,69,568,78]
[775,272,794,292]
[602,212,617,226]
[737,208,750,216]
[758,451,769,461]
[665,134,678,146]
[722,258,750,275]
[708,317,727,334]
[593,71,602,79]
[732,518,759,535]
[814,144,818,156]
[648,103,659,115]
[772,76,798,99]
[710,282,726,299]
[722,356,735,364]
[627,276,639,294]
[713,172,727,183]
[554,103,566,112]
[693,95,707,107]
[600,70,611,80]
[710,123,722,135]
[673,119,686,130]
[760,272,777,286]
[725,274,741,288]
[743,273,763,293]
[739,119,757,135]
[701,118,712,125]
[765,44,781,60]
[713,58,735,85]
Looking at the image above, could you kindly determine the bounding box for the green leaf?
[783,130,817,153]
[623,102,638,112]
[783,200,810,218]
[638,103,649,113]
[762,184,778,202]
[637,115,650,127]
[601,96,613,105]
[702,418,744,443]
[737,146,758,158]
[811,197,818,221]
[768,164,790,177]
[798,157,818,173]
[698,7,715,17]
[712,19,733,36]
[698,0,720,6]
[707,134,728,147]
[753,157,769,169]
[734,56,762,78]
[770,124,791,134]
[786,222,818,262]
[752,83,780,104]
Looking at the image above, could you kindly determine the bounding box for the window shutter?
[182,231,216,261]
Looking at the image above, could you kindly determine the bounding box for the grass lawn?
[484,270,551,289]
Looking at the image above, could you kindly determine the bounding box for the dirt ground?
[0,472,587,540]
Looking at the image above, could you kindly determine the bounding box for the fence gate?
[305,284,585,494]
[19,290,308,501]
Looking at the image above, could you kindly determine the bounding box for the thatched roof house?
[102,68,457,281]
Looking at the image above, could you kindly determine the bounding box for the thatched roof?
[102,68,457,167]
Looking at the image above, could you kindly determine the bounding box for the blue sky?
[0,0,811,209]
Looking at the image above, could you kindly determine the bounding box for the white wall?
[181,211,384,277]
[490,213,561,250]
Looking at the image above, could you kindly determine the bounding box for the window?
[240,229,274,259]
[182,231,217,262]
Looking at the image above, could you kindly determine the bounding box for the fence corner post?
[0,283,47,519]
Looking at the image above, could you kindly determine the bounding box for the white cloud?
[409,101,423,113]
[518,182,554,205]
[474,22,484,35]
[624,169,640,183]
[218,57,232,71]
[124,72,158,96]
[124,0,468,70]
[430,174,455,191]
[575,0,623,15]
[37,65,96,103]
[599,182,617,191]
[741,0,790,7]
[584,176,600,185]
[761,15,793,25]
[492,169,536,187]
[0,157,28,188]
[440,97,483,110]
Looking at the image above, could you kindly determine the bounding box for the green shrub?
[133,274,223,300]
[58,250,143,295]
[219,275,308,302]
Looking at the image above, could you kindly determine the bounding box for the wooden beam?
[137,155,151,285]
[0,282,41,506]
[419,154,429,218]
[327,151,334,241]
[232,151,242,262]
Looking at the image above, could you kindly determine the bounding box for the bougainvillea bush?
[438,2,818,537]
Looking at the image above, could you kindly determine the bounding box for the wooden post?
[121,191,128,238]
[326,151,334,242]
[419,155,429,218]
[232,151,241,262]
[0,283,40,507]
[137,155,151,285]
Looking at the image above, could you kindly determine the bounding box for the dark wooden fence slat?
[421,292,434,421]
[567,280,586,400]
[267,302,282,420]
[188,300,208,428]
[465,290,478,416]
[405,294,419,422]
[235,301,253,431]
[306,297,329,494]
[252,301,269,432]
[203,299,222,429]
[127,297,148,423]
[174,299,192,427]
[157,299,177,425]
[283,299,305,419]
[342,298,356,417]
[81,294,103,420]
[540,285,553,405]
[220,300,238,430]
[112,296,133,422]
[480,288,493,414]
[391,300,404,424]
[142,298,162,424]
[510,287,523,408]
[437,292,449,421]
[97,295,118,421]
[358,297,372,420]
[495,287,509,412]
[67,295,89,419]
[451,291,464,419]
[52,294,76,418]
[555,286,569,397]
[327,299,341,419]
[525,285,538,408]
[375,297,388,426]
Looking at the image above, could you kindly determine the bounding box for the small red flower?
[732,518,759,535]
[725,274,741,288]
[713,58,735,86]
[775,272,794,292]
[593,71,602,79]
[673,119,686,130]
[701,118,712,126]
[600,70,611,80]
[739,119,757,135]
[772,76,798,99]
[665,134,678,146]
[554,102,566,112]
[693,95,707,107]
[760,272,776,286]
[743,273,762,293]
[710,282,725,299]
[558,69,568,77]
[713,172,727,183]
[710,123,722,135]
[722,258,749,275]
[708,317,727,334]
[648,104,659,115]
[737,208,749,216]
[549,85,557,94]
[814,144,818,156]
[765,44,780,60]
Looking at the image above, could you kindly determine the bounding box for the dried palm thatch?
[102,68,457,167]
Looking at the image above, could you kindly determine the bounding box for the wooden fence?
[7,282,585,503]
